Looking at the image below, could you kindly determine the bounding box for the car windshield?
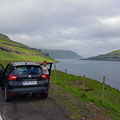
[14,66,42,75]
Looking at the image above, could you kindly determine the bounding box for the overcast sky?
[0,0,120,57]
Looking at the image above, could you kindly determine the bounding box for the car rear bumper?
[8,87,49,95]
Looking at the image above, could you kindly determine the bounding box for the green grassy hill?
[0,33,55,65]
[83,49,120,61]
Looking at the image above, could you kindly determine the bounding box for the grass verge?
[50,70,120,120]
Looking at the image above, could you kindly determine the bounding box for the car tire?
[41,92,48,99]
[4,87,12,102]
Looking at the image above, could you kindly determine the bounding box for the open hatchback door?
[40,62,53,76]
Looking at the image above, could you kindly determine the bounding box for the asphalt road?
[0,89,70,120]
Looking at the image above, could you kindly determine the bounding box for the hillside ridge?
[82,49,120,61]
[42,49,83,59]
[0,33,54,63]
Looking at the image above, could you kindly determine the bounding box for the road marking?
[0,115,3,120]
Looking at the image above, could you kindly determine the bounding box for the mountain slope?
[0,33,55,64]
[83,49,120,61]
[42,49,83,59]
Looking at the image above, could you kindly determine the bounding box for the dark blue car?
[0,62,52,102]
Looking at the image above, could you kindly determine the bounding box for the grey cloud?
[0,0,120,57]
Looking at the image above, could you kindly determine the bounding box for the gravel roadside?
[0,89,71,120]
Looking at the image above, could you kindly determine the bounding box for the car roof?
[11,62,39,66]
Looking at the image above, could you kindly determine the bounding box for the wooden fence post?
[83,75,86,92]
[102,76,106,102]
[65,69,67,74]
[83,75,86,78]
[54,64,56,80]
[64,69,67,81]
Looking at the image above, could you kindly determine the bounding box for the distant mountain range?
[42,50,83,59]
[82,49,120,61]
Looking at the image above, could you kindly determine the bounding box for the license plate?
[23,81,37,86]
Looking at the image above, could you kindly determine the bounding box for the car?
[0,62,52,102]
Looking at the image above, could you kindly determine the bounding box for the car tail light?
[8,75,17,80]
[45,90,48,93]
[41,74,47,79]
[9,93,15,95]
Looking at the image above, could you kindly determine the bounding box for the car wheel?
[41,92,48,99]
[4,87,12,102]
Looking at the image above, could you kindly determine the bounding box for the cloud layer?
[0,0,120,57]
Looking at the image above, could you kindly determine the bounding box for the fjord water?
[56,59,120,90]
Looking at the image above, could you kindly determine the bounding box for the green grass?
[50,70,120,120]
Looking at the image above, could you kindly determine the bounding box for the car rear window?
[14,65,42,75]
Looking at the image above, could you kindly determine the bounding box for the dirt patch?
[86,103,112,120]
[69,80,93,91]
[71,80,88,86]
